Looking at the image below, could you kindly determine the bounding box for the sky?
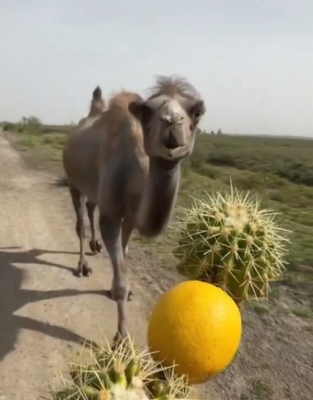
[0,0,312,137]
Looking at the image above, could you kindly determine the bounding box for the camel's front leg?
[99,214,130,339]
[121,217,134,301]
[122,218,133,257]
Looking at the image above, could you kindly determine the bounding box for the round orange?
[147,280,242,384]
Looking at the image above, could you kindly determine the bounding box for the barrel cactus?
[51,334,192,400]
[172,184,291,304]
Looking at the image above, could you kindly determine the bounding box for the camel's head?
[128,76,206,166]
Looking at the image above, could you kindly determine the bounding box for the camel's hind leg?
[69,185,92,277]
[86,201,102,254]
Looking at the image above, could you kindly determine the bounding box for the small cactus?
[172,184,291,304]
[51,334,193,400]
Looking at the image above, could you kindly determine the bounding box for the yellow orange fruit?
[147,280,242,384]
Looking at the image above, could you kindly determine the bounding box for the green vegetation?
[2,117,73,162]
[291,307,312,319]
[3,119,313,278]
[247,378,274,400]
[250,303,270,317]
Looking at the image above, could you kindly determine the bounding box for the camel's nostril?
[163,131,181,150]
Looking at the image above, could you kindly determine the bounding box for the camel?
[62,75,206,340]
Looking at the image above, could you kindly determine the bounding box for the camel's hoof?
[82,264,92,277]
[73,261,92,278]
[89,239,102,254]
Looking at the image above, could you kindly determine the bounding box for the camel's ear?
[129,100,153,123]
[187,100,206,123]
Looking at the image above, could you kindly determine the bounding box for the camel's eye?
[160,116,172,126]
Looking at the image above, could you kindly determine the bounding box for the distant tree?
[211,130,214,135]
[18,116,42,133]
[217,129,222,135]
[25,116,42,126]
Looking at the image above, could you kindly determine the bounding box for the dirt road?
[0,132,160,399]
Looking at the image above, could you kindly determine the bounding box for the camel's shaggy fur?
[62,75,206,341]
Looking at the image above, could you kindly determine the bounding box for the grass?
[291,307,312,319]
[3,120,313,279]
[240,378,275,400]
[19,132,67,160]
[2,120,71,161]
[249,303,270,317]
[248,378,274,400]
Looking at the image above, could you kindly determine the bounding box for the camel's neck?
[136,158,181,238]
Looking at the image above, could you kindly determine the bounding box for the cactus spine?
[172,184,291,304]
[52,334,192,400]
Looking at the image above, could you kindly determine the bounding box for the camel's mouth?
[152,156,180,172]
[158,144,189,161]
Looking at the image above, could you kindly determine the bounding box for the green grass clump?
[3,117,73,162]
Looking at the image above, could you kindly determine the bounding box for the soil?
[0,131,312,399]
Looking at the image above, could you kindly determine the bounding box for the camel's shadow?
[0,246,111,361]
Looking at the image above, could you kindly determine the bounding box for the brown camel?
[62,75,206,339]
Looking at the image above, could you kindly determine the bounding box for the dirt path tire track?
[0,133,152,398]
